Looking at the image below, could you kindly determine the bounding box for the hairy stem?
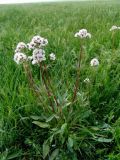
[39,63,55,112]
[23,63,38,94]
[44,64,59,107]
[23,63,42,102]
[43,65,63,115]
[72,42,83,102]
[112,31,115,50]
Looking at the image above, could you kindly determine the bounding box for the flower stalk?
[39,63,55,112]
[43,64,59,107]
[23,63,41,97]
[72,28,91,102]
[72,42,83,102]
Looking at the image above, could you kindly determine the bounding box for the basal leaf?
[96,137,113,143]
[32,121,50,128]
[43,141,50,159]
[49,149,59,160]
[68,137,73,148]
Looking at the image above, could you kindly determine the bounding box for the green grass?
[1,1,120,159]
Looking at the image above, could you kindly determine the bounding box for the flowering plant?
[14,35,57,112]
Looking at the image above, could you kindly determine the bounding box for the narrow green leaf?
[8,151,21,160]
[46,115,55,122]
[43,142,50,159]
[61,123,67,134]
[32,121,50,128]
[63,102,71,109]
[30,116,41,120]
[96,137,113,143]
[68,137,73,148]
[49,149,59,160]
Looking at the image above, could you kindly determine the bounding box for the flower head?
[90,58,99,67]
[75,29,91,39]
[31,35,48,48]
[14,52,27,64]
[31,49,46,65]
[110,25,120,31]
[50,53,56,61]
[15,42,27,52]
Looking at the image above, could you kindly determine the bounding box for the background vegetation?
[0,1,120,159]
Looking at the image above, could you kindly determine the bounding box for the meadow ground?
[1,1,120,159]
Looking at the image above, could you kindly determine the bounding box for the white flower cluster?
[14,52,27,64]
[110,25,120,31]
[14,42,27,64]
[75,29,91,39]
[27,35,48,50]
[90,58,99,67]
[50,53,56,61]
[84,78,90,83]
[15,42,27,53]
[31,49,46,65]
[14,35,56,65]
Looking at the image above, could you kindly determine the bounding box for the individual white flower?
[28,56,33,61]
[50,53,56,61]
[32,35,41,44]
[15,48,20,53]
[27,41,36,50]
[32,49,46,65]
[32,59,38,65]
[33,48,45,56]
[86,33,91,38]
[40,37,48,47]
[90,58,99,67]
[110,25,120,31]
[14,52,27,64]
[74,32,80,38]
[75,29,91,39]
[16,42,27,51]
[84,78,90,83]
